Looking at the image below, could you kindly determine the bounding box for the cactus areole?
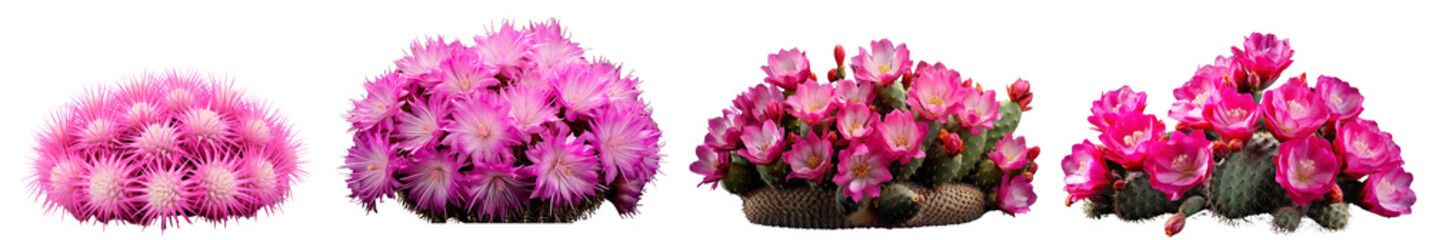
[1062,33,1416,236]
[691,39,1041,228]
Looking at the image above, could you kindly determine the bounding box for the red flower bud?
[901,72,914,89]
[834,44,846,67]
[1164,213,1186,237]
[938,129,964,156]
[1227,139,1243,152]
[827,68,839,82]
[1022,171,1035,182]
[1113,180,1126,190]
[1026,146,1041,162]
[1028,162,1039,174]
[1065,195,1075,207]
[808,70,818,82]
[1212,140,1231,158]
[1006,78,1033,111]
[1328,184,1344,202]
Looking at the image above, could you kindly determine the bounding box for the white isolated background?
[1,0,1426,239]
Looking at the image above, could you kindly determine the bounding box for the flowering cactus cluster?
[343,20,662,223]
[692,39,1040,228]
[28,72,302,230]
[1063,33,1415,236]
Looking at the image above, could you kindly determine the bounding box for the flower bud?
[1165,213,1187,236]
[834,44,846,67]
[1006,79,1033,111]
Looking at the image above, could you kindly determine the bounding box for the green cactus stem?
[875,183,924,225]
[1113,173,1180,221]
[1207,132,1290,218]
[723,155,766,195]
[1272,206,1305,233]
[1307,202,1349,231]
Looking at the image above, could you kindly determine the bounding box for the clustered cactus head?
[29,71,302,230]
[343,19,662,222]
[1062,32,1415,236]
[692,39,1040,226]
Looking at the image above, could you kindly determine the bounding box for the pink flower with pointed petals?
[998,174,1037,216]
[83,155,140,223]
[1063,140,1110,203]
[733,84,785,124]
[836,104,877,140]
[137,166,196,230]
[552,64,612,119]
[907,63,964,121]
[1098,113,1164,171]
[1335,118,1404,178]
[527,129,603,207]
[691,145,729,189]
[1274,137,1340,205]
[783,133,834,183]
[467,161,532,219]
[1315,76,1364,122]
[849,39,912,86]
[394,98,447,151]
[1262,79,1330,141]
[396,37,459,77]
[347,71,407,131]
[1363,166,1416,217]
[1168,67,1227,129]
[1204,88,1262,143]
[833,142,893,202]
[874,109,926,164]
[703,109,744,151]
[834,80,874,106]
[588,104,663,184]
[1087,86,1147,132]
[958,89,1002,135]
[608,176,648,217]
[473,21,532,74]
[786,81,837,125]
[1231,32,1294,92]
[399,150,463,217]
[503,85,559,137]
[990,134,1030,173]
[761,48,813,90]
[737,120,785,165]
[344,133,400,212]
[526,21,584,71]
[435,52,500,97]
[1145,130,1214,201]
[443,94,520,163]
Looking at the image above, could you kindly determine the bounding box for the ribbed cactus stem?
[1307,202,1349,231]
[1272,206,1304,233]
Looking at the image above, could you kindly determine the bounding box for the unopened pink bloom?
[761,48,812,90]
[1098,113,1164,171]
[1204,88,1262,143]
[990,134,1030,173]
[783,133,834,183]
[1063,140,1110,203]
[1231,32,1294,92]
[1274,137,1340,205]
[736,120,785,165]
[1315,76,1364,122]
[833,142,893,202]
[849,39,912,86]
[837,104,877,140]
[786,81,837,125]
[907,62,964,121]
[1363,166,1416,217]
[957,89,1001,135]
[691,145,728,189]
[1262,79,1330,141]
[998,175,1036,216]
[1087,86,1147,132]
[834,80,874,106]
[873,109,926,164]
[1168,68,1227,129]
[1145,130,1214,201]
[1335,118,1403,178]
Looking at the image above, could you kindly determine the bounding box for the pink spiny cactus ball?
[343,20,662,222]
[28,71,302,230]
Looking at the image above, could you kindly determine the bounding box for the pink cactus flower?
[466,161,531,219]
[1315,76,1364,122]
[344,133,401,212]
[503,85,560,137]
[1063,140,1110,203]
[907,62,965,121]
[443,94,520,163]
[691,145,729,189]
[1230,32,1295,92]
[761,48,813,90]
[1098,113,1164,171]
[833,142,893,202]
[957,89,1002,135]
[998,174,1037,216]
[703,109,744,151]
[786,81,837,125]
[873,109,927,164]
[1335,118,1404,178]
[737,120,786,165]
[527,129,603,208]
[1363,166,1416,217]
[1168,67,1227,129]
[1262,79,1331,141]
[400,150,463,217]
[849,39,912,86]
[473,21,533,75]
[395,36,460,78]
[348,71,407,131]
[990,134,1030,173]
[434,51,500,98]
[834,80,875,106]
[836,103,877,140]
[588,104,663,184]
[1204,88,1262,143]
[783,133,834,183]
[733,84,785,124]
[1087,86,1147,132]
[1145,130,1214,201]
[552,64,613,119]
[1274,137,1341,205]
[394,98,448,152]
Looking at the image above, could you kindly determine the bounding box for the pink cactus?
[1363,166,1416,217]
[1262,78,1331,141]
[761,48,813,90]
[1062,140,1110,203]
[849,39,912,86]
[1274,137,1341,205]
[1087,86,1147,132]
[1144,131,1214,201]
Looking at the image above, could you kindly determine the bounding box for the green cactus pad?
[1113,174,1179,221]
[1084,201,1114,219]
[757,162,800,189]
[916,153,966,186]
[1307,202,1349,231]
[875,183,923,225]
[891,156,924,182]
[723,155,766,195]
[971,159,1004,190]
[1272,206,1304,233]
[1207,132,1290,218]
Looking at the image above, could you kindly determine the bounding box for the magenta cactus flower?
[957,89,1002,135]
[761,48,813,90]
[733,84,786,124]
[834,79,875,107]
[1262,79,1331,141]
[836,103,877,140]
[1275,137,1340,206]
[1363,166,1416,217]
[691,145,729,189]
[786,81,837,126]
[1230,32,1294,92]
[343,20,662,222]
[783,133,834,183]
[1203,88,1262,143]
[1062,140,1110,203]
[997,175,1036,216]
[907,63,964,121]
[737,120,786,165]
[833,142,893,202]
[1167,68,1227,129]
[990,134,1030,173]
[703,109,744,151]
[1098,113,1164,171]
[1335,118,1403,178]
[873,109,926,164]
[1144,130,1214,201]
[849,39,912,86]
[1087,86,1147,132]
[30,72,301,229]
[1315,76,1365,122]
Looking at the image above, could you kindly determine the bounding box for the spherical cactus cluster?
[1062,33,1415,236]
[28,71,302,230]
[343,20,663,222]
[691,39,1041,228]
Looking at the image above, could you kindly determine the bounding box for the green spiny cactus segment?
[1084,201,1114,219]
[1307,202,1349,231]
[723,155,766,195]
[757,162,800,189]
[982,101,1025,145]
[874,84,910,112]
[742,183,985,228]
[1272,206,1304,233]
[1207,132,1290,218]
[875,183,923,225]
[916,153,966,186]
[892,156,924,182]
[1178,196,1207,216]
[972,159,1004,190]
[1113,174,1180,221]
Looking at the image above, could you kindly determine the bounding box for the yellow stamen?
[877,64,891,74]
